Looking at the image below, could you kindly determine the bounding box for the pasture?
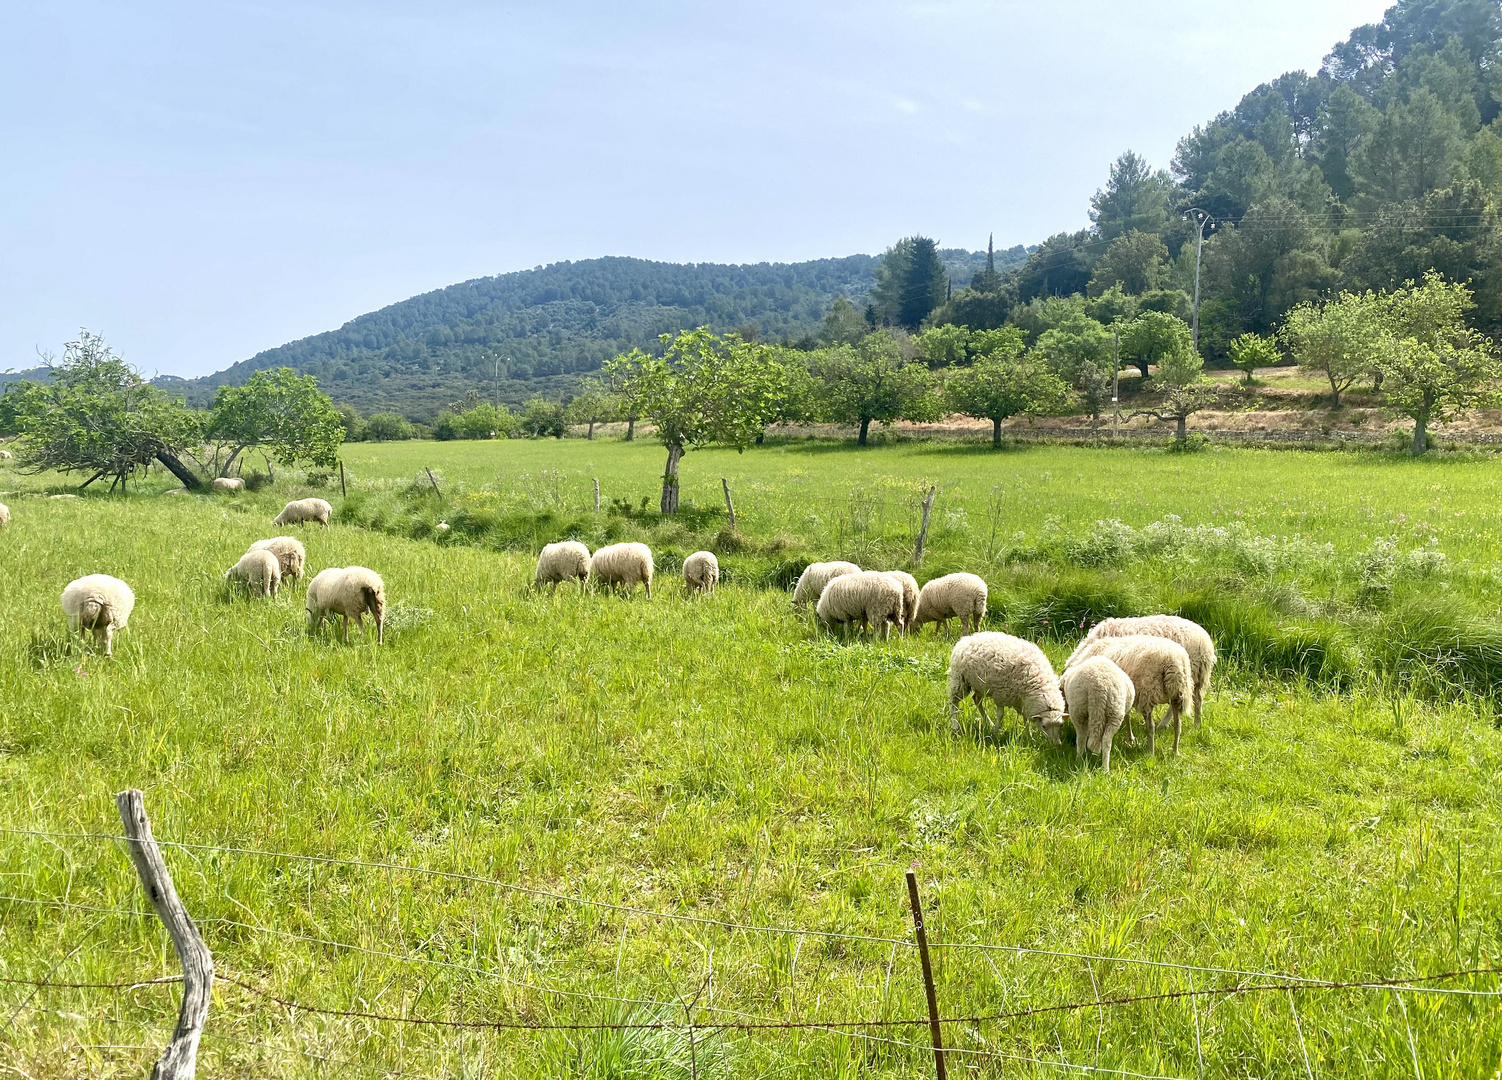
[3,437,1502,1078]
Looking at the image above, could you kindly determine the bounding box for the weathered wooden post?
[722,478,736,530]
[913,486,937,566]
[116,789,213,1080]
[594,478,601,513]
[338,460,347,498]
[906,869,946,1080]
[425,467,441,496]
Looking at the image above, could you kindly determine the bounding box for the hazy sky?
[3,0,1393,378]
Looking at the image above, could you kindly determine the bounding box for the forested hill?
[179,248,1021,417]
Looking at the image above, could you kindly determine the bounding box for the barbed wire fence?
[3,791,1499,1079]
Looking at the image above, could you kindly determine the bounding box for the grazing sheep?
[306,566,386,644]
[816,570,905,640]
[535,540,592,590]
[0,503,8,528]
[1065,635,1192,756]
[248,536,307,586]
[226,548,281,598]
[911,573,988,636]
[592,542,654,597]
[60,574,135,657]
[1067,615,1216,727]
[792,561,861,611]
[683,550,719,594]
[878,570,919,633]
[946,631,1064,738]
[0,449,12,460]
[212,476,245,493]
[1053,657,1136,772]
[272,497,333,528]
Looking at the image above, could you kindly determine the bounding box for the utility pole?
[1185,208,1213,353]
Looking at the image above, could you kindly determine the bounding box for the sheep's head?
[1036,711,1066,746]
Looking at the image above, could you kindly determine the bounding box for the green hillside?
[174,248,1021,418]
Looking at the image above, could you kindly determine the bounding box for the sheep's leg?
[341,614,350,644]
[376,615,384,645]
[101,625,113,657]
[1171,709,1182,755]
[948,690,962,733]
[644,578,652,599]
[1194,682,1204,729]
[1143,706,1156,756]
[1100,725,1114,773]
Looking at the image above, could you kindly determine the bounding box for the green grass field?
[3,437,1502,1078]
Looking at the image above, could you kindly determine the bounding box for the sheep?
[535,540,592,590]
[0,503,8,528]
[248,536,307,586]
[877,570,918,632]
[946,631,1064,738]
[683,550,719,594]
[212,476,245,492]
[272,497,333,528]
[816,570,905,640]
[1052,656,1136,772]
[60,574,135,657]
[1065,635,1192,756]
[791,561,861,611]
[306,566,386,644]
[911,573,988,636]
[0,449,12,460]
[591,542,654,597]
[225,548,281,598]
[1067,615,1216,727]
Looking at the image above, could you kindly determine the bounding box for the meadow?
[3,435,1502,1078]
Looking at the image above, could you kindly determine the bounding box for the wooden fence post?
[425,467,441,496]
[906,869,946,1080]
[594,478,601,513]
[338,460,347,498]
[913,486,937,567]
[722,478,736,530]
[116,789,213,1080]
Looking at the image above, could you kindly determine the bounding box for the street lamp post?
[1184,208,1213,353]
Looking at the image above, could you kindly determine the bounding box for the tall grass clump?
[1175,588,1359,686]
[1377,597,1502,698]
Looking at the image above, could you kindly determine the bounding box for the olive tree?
[10,330,204,490]
[1380,272,1502,454]
[946,338,1069,448]
[1279,291,1385,406]
[605,328,789,512]
[809,332,938,446]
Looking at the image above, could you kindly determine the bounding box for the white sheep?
[60,574,135,656]
[1065,635,1192,756]
[792,561,861,611]
[1053,656,1136,772]
[226,548,281,598]
[306,566,386,644]
[816,570,905,640]
[591,542,654,597]
[212,476,245,492]
[272,497,333,528]
[878,570,918,632]
[248,536,307,586]
[911,573,988,636]
[683,550,719,594]
[0,503,9,528]
[535,540,592,590]
[0,449,12,460]
[946,631,1064,738]
[1067,615,1216,727]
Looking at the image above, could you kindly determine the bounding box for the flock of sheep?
[536,544,1216,772]
[46,497,388,654]
[10,484,1216,771]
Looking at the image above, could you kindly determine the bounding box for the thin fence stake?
[338,460,347,498]
[115,789,213,1080]
[425,467,441,496]
[722,478,736,529]
[593,477,600,513]
[906,869,946,1080]
[913,486,937,567]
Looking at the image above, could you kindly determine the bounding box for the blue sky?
[2,0,1392,378]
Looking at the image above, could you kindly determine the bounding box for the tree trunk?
[1136,359,1150,379]
[587,421,595,440]
[660,443,683,514]
[625,416,636,441]
[858,417,871,446]
[1175,413,1187,441]
[1328,373,1341,408]
[991,417,1002,449]
[1412,415,1429,455]
[1373,370,1384,392]
[155,451,204,489]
